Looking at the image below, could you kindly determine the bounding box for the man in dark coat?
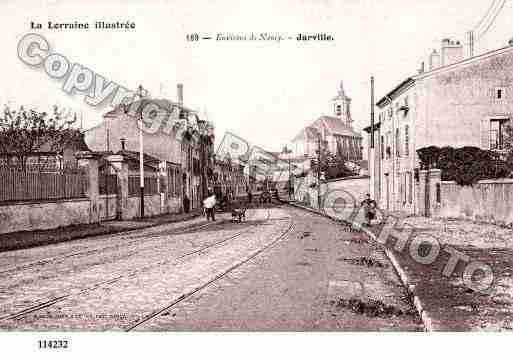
[361,193,377,227]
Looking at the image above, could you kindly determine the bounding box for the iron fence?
[0,167,87,203]
[128,176,158,196]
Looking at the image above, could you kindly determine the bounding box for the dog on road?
[231,207,246,222]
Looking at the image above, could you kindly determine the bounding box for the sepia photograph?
[0,0,513,357]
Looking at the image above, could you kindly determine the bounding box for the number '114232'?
[38,340,68,349]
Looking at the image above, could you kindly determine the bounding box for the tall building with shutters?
[365,38,513,215]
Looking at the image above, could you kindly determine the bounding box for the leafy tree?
[0,105,80,169]
[417,146,511,186]
[503,122,513,168]
[311,141,356,180]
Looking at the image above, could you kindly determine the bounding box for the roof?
[111,150,162,169]
[376,77,415,107]
[414,42,513,80]
[103,98,195,119]
[292,116,362,142]
[375,44,513,108]
[319,116,361,137]
[292,126,320,142]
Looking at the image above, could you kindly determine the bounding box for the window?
[336,104,342,116]
[385,132,391,159]
[404,125,409,156]
[395,128,401,157]
[495,87,505,100]
[436,183,441,204]
[490,119,509,150]
[408,172,413,204]
[402,173,407,204]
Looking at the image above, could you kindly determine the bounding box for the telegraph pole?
[371,76,375,148]
[137,85,145,218]
[369,76,376,200]
[317,135,321,209]
[282,146,292,199]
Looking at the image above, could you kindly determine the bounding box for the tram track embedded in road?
[124,213,294,331]
[0,208,273,324]
[0,217,225,277]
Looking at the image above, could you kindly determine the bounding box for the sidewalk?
[287,201,513,331]
[0,210,203,253]
[373,216,513,331]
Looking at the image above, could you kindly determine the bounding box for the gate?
[99,163,119,220]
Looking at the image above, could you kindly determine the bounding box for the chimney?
[441,38,463,66]
[429,49,441,70]
[418,61,425,74]
[177,83,184,106]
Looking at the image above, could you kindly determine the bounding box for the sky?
[1,0,513,153]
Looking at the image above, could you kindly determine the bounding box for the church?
[291,82,363,162]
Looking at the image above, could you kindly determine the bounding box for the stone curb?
[383,247,436,332]
[286,201,436,332]
[0,212,204,253]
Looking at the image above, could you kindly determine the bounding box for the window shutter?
[480,118,490,149]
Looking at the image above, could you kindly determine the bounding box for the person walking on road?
[203,192,217,222]
[361,193,377,227]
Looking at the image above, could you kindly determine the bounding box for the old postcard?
[0,0,512,357]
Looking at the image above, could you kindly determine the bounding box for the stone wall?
[437,179,513,226]
[167,196,182,214]
[324,176,370,204]
[0,199,91,234]
[126,195,162,219]
[293,173,370,210]
[0,151,187,234]
[99,194,118,221]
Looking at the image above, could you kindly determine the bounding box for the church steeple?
[331,81,353,128]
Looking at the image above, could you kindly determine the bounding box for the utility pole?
[288,153,291,199]
[137,85,145,218]
[371,76,375,148]
[369,76,376,200]
[282,146,292,199]
[317,135,321,209]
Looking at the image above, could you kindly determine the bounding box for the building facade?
[212,159,246,199]
[85,84,215,215]
[292,82,363,162]
[366,39,513,215]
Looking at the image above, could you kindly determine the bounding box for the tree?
[0,105,80,169]
[503,122,513,168]
[311,143,356,180]
[417,145,511,186]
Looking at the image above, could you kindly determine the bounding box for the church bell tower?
[331,81,353,128]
